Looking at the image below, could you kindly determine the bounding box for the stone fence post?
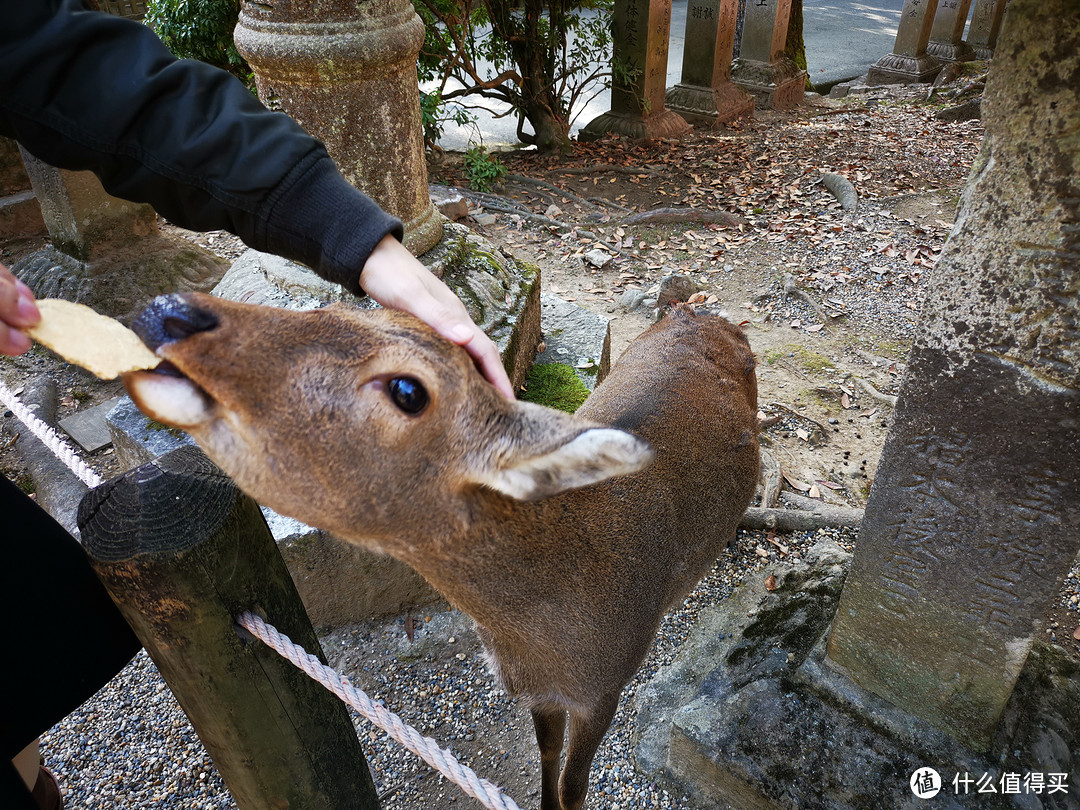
[665,0,754,126]
[866,0,943,84]
[927,0,977,62]
[730,0,805,110]
[968,0,1008,59]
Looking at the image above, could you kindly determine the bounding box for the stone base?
[11,234,225,323]
[578,108,692,142]
[664,82,755,128]
[401,200,444,257]
[866,51,943,85]
[973,45,995,60]
[731,57,806,111]
[927,39,977,63]
[633,540,1080,809]
[534,294,611,391]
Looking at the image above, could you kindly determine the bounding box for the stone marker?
[827,0,1080,751]
[580,0,692,140]
[665,0,754,127]
[533,294,611,391]
[11,150,224,322]
[927,0,976,62]
[866,0,943,85]
[234,0,442,256]
[730,0,806,110]
[967,0,1008,59]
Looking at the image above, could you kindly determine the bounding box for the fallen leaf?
[1074,626,1080,641]
[808,484,822,499]
[765,574,777,591]
[781,470,812,492]
[841,392,852,409]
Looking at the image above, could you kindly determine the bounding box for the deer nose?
[133,293,220,351]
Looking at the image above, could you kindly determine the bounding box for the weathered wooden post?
[827,0,1080,751]
[866,0,943,85]
[79,446,379,809]
[665,0,754,126]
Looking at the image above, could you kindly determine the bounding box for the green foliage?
[146,0,253,87]
[412,0,614,152]
[520,363,590,413]
[463,145,507,192]
[420,90,476,157]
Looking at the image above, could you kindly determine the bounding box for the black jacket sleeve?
[0,0,403,296]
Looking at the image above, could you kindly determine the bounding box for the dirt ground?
[3,80,1079,809]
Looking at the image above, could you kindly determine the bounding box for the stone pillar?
[579,0,692,141]
[826,0,1080,752]
[730,0,806,110]
[866,0,943,85]
[665,0,754,126]
[234,0,442,256]
[927,0,976,62]
[967,0,1008,59]
[11,150,224,322]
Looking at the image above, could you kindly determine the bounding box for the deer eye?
[387,377,429,415]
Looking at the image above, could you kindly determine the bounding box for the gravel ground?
[39,526,854,810]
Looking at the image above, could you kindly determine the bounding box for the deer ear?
[477,427,654,502]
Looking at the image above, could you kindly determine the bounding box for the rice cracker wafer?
[23,299,159,379]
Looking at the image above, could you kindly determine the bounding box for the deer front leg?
[559,697,620,810]
[531,706,567,810]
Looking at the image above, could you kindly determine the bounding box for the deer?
[124,292,759,810]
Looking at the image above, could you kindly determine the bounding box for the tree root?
[621,207,744,227]
[854,377,898,407]
[552,164,660,176]
[821,172,858,211]
[741,491,864,533]
[759,447,782,508]
[506,174,600,211]
[782,273,830,323]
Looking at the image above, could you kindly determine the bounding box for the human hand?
[359,235,515,399]
[0,262,39,356]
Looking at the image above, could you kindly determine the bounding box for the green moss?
[520,363,590,413]
[146,419,185,439]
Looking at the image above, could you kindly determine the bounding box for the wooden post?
[79,446,379,810]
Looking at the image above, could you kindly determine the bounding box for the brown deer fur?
[125,293,759,810]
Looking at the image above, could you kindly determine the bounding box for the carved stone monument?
[665,0,754,127]
[730,0,806,110]
[0,137,45,239]
[927,0,977,62]
[827,0,1080,750]
[11,150,224,322]
[967,0,1008,59]
[234,0,442,255]
[866,0,943,85]
[580,0,692,140]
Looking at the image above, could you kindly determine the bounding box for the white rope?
[0,377,103,489]
[237,611,524,810]
[0,378,521,810]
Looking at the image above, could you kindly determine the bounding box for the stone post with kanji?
[234,0,442,256]
[665,0,754,126]
[580,0,692,140]
[927,0,976,62]
[730,0,806,110]
[967,0,1008,59]
[866,0,943,85]
[826,0,1080,751]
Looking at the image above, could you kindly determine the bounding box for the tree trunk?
[784,0,809,88]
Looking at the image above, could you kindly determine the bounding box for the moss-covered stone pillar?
[866,0,943,85]
[234,0,442,256]
[665,0,754,126]
[826,0,1080,752]
[927,0,976,62]
[579,0,692,141]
